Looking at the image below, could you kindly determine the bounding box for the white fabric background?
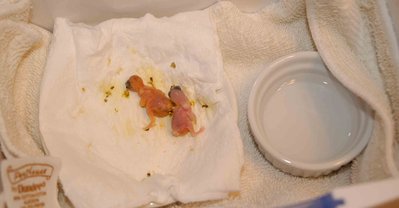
[1,0,399,207]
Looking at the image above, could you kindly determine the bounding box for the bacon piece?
[168,86,204,137]
[126,75,174,130]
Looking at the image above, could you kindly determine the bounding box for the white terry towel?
[1,0,399,208]
[176,0,398,207]
[306,0,399,182]
[0,0,50,158]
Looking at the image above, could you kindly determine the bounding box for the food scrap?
[123,89,130,98]
[168,86,204,137]
[125,75,174,130]
[103,85,115,103]
[170,62,176,69]
[148,77,155,87]
[104,92,111,102]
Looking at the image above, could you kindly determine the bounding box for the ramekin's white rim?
[247,51,374,177]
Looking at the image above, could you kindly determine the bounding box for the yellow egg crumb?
[123,90,130,98]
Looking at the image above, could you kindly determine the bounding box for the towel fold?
[0,0,50,158]
[306,0,399,182]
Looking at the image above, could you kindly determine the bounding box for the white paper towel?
[39,10,243,208]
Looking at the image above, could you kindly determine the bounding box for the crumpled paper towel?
[1,0,399,207]
[39,10,244,208]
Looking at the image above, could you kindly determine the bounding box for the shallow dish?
[248,52,374,177]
